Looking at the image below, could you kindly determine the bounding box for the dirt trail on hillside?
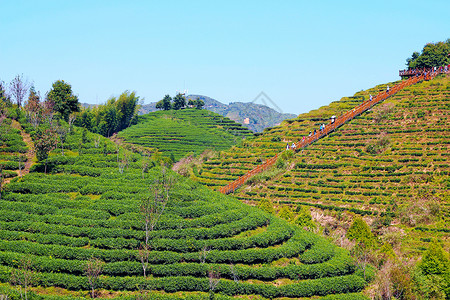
[4,120,35,184]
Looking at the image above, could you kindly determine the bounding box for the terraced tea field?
[0,118,29,181]
[0,119,369,299]
[117,109,254,161]
[193,75,450,253]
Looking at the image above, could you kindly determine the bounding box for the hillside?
[191,74,450,254]
[0,116,369,299]
[139,95,297,132]
[0,119,30,182]
[117,109,254,162]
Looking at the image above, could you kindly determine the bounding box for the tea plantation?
[117,109,254,162]
[192,75,450,254]
[0,117,369,299]
[0,118,29,181]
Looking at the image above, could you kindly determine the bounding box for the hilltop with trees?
[406,39,450,69]
[117,108,254,162]
[155,93,205,111]
[140,94,297,132]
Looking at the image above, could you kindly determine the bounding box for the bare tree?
[351,242,371,280]
[138,244,151,278]
[208,268,221,300]
[135,285,150,300]
[140,167,174,245]
[55,124,68,155]
[199,246,211,264]
[68,113,76,133]
[138,167,175,277]
[84,257,104,298]
[9,74,30,107]
[43,92,55,124]
[118,157,127,174]
[229,264,240,283]
[29,113,41,128]
[116,147,128,174]
[10,257,35,300]
[94,136,101,148]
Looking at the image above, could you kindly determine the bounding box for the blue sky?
[1,0,449,114]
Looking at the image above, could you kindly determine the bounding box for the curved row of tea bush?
[0,265,366,298]
[0,217,293,252]
[0,229,318,265]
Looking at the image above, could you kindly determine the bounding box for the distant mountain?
[139,95,296,132]
[80,102,97,108]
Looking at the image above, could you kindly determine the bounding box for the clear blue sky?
[1,0,449,115]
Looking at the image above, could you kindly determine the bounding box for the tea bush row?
[0,247,353,280]
[0,265,366,298]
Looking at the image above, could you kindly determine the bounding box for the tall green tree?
[420,241,450,276]
[347,217,377,248]
[47,80,80,121]
[415,241,450,299]
[97,103,119,137]
[34,128,58,173]
[78,109,97,132]
[195,98,205,109]
[155,95,172,110]
[112,91,140,131]
[278,206,294,222]
[407,40,450,69]
[74,91,141,137]
[347,217,377,280]
[294,205,316,230]
[172,93,186,110]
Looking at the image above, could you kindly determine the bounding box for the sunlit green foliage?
[294,205,316,230]
[347,218,377,248]
[407,39,450,69]
[420,241,450,276]
[75,91,140,137]
[257,198,274,214]
[47,80,80,121]
[155,94,172,111]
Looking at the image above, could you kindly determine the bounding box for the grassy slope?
[193,75,450,254]
[0,119,368,299]
[117,109,254,161]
